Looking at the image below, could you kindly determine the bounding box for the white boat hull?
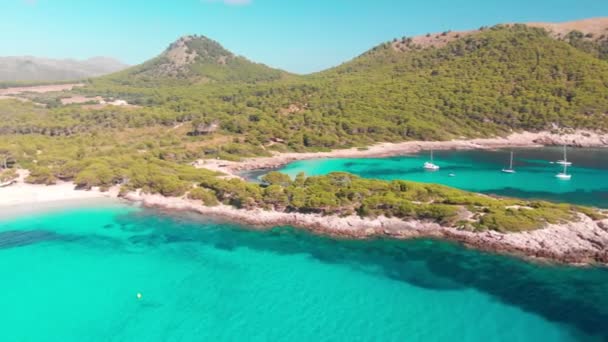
[424,162,439,171]
[501,169,516,174]
[556,160,572,166]
[556,173,572,180]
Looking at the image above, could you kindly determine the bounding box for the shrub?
[0,168,17,183]
[188,187,219,206]
[26,167,57,185]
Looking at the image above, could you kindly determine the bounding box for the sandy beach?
[0,171,120,218]
[0,181,110,206]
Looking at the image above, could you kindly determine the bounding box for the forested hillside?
[79,24,608,146]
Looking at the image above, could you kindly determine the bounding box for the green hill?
[303,23,608,139]
[11,22,608,150]
[102,35,288,87]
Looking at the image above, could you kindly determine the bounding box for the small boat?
[423,150,440,171]
[501,151,516,173]
[448,173,456,177]
[556,145,572,166]
[556,163,572,180]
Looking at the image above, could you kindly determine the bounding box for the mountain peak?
[148,35,236,78]
[164,35,234,67]
[104,34,287,85]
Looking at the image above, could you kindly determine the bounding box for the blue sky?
[2,0,608,73]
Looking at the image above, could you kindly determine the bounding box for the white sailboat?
[423,150,440,171]
[556,163,572,180]
[502,151,516,173]
[556,145,572,166]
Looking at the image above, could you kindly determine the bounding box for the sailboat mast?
[563,145,567,162]
[509,151,513,169]
[430,150,433,162]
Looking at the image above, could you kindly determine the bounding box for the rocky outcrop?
[123,191,608,266]
[189,120,220,136]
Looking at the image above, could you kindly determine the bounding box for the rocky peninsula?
[2,131,608,266]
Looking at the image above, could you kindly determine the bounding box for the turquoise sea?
[1,204,608,341]
[272,147,608,208]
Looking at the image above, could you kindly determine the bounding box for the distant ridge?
[527,17,608,38]
[389,17,608,54]
[0,56,128,82]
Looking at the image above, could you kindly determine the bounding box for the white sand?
[0,171,119,216]
[0,182,107,206]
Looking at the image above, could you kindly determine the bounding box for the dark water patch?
[128,234,167,247]
[343,161,359,168]
[164,233,198,244]
[0,230,61,249]
[214,241,236,251]
[399,240,608,338]
[360,167,429,178]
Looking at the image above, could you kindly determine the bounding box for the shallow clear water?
[1,205,607,341]
[274,147,608,207]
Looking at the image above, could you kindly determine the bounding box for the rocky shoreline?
[185,130,608,265]
[123,191,608,266]
[3,131,608,266]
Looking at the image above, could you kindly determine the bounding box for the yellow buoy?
[136,293,142,300]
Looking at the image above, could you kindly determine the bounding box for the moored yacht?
[501,151,516,173]
[556,163,572,180]
[423,150,440,171]
[556,145,572,166]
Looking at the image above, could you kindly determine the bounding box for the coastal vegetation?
[1,23,608,233]
[9,140,601,232]
[0,168,17,183]
[198,171,589,232]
